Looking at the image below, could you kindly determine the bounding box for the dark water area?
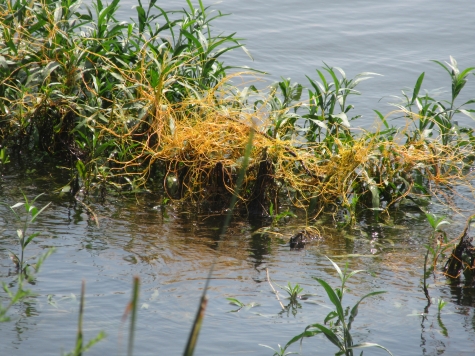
[1,160,475,355]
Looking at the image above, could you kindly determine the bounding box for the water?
[1,0,475,355]
[1,163,475,355]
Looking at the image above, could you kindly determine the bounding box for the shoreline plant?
[0,0,474,224]
[1,192,54,321]
[283,258,392,356]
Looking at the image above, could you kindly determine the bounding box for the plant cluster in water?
[0,0,474,224]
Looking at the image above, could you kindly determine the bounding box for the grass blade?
[128,277,140,356]
[350,342,394,355]
[411,72,425,104]
[75,281,85,356]
[183,294,208,356]
[315,278,344,321]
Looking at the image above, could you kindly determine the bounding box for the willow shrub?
[0,0,250,183]
[1,0,474,222]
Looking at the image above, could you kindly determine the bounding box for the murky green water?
[1,162,474,355]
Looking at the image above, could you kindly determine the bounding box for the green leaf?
[311,323,344,350]
[76,160,86,180]
[24,232,40,248]
[350,342,393,355]
[30,202,51,223]
[315,278,344,321]
[374,110,389,129]
[460,109,475,121]
[323,310,339,324]
[326,257,344,282]
[226,298,244,307]
[411,72,425,104]
[285,329,322,349]
[348,291,386,330]
[10,202,25,209]
[53,5,63,24]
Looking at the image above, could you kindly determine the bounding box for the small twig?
[266,268,285,310]
[74,196,100,227]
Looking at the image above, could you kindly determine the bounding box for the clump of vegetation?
[1,0,474,225]
[1,192,54,321]
[283,258,392,356]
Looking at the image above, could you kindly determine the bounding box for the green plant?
[436,298,447,313]
[0,147,9,167]
[393,57,475,145]
[277,282,304,303]
[226,297,259,312]
[259,343,298,356]
[269,202,297,226]
[0,281,35,322]
[255,78,303,140]
[4,192,53,278]
[303,65,379,150]
[285,257,392,356]
[63,281,106,356]
[422,213,450,304]
[1,192,54,322]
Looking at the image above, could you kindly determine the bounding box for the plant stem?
[266,268,285,310]
[423,249,431,306]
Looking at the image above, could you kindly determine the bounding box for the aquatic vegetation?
[63,281,106,356]
[1,0,474,225]
[284,257,392,356]
[2,192,53,278]
[226,297,260,312]
[0,147,9,171]
[259,343,299,356]
[278,282,304,303]
[1,192,53,322]
[421,212,450,305]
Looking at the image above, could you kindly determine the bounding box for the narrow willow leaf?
[10,202,24,209]
[183,295,207,356]
[368,184,380,210]
[226,298,244,307]
[315,278,344,321]
[327,257,343,281]
[312,323,344,349]
[332,113,350,128]
[30,202,51,223]
[348,291,386,330]
[54,4,63,23]
[24,232,40,248]
[285,329,322,348]
[411,72,425,104]
[350,342,393,355]
[460,109,475,120]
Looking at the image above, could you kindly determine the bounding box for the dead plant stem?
[266,268,285,310]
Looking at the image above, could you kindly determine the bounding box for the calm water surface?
[1,0,475,355]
